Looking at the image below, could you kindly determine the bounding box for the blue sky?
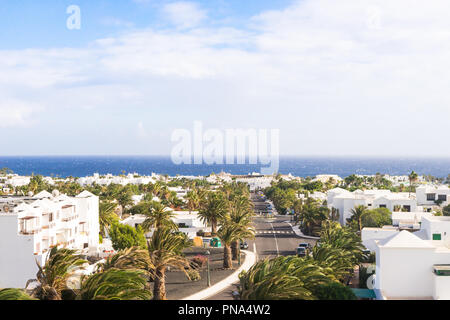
[0,0,292,49]
[1,0,450,157]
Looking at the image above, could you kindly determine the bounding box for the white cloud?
[161,1,207,29]
[0,100,37,128]
[2,0,450,155]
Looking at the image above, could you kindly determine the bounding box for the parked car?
[240,241,249,249]
[298,243,312,249]
[296,247,307,257]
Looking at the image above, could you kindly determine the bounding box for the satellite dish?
[27,191,33,197]
[52,190,60,197]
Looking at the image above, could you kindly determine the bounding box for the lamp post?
[205,250,211,287]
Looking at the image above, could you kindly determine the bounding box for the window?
[433,233,442,241]
[403,205,411,212]
[379,204,387,208]
[438,195,447,202]
[427,193,436,201]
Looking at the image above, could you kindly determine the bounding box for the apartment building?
[0,190,99,288]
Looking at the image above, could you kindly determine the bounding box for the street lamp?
[205,250,211,287]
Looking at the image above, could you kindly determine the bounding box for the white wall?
[433,273,450,300]
[0,215,44,288]
[376,247,436,298]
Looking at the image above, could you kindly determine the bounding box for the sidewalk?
[286,222,320,240]
[181,250,256,300]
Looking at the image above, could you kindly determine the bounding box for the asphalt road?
[206,195,317,300]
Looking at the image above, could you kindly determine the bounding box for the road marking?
[270,222,280,257]
[255,231,294,235]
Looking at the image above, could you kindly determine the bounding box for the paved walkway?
[181,250,256,300]
[286,222,320,240]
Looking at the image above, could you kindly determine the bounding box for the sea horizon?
[1,155,449,179]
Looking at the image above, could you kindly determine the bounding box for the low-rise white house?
[373,216,450,300]
[328,188,418,226]
[0,190,100,288]
[235,175,274,191]
[121,209,209,239]
[313,174,343,184]
[416,185,450,207]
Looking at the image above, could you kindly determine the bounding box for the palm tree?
[348,205,367,233]
[217,221,254,269]
[141,201,178,232]
[147,228,191,300]
[310,245,354,283]
[298,199,329,236]
[77,269,152,300]
[0,288,36,300]
[97,247,153,273]
[409,171,419,196]
[229,196,254,260]
[26,247,86,300]
[239,256,330,300]
[319,220,366,266]
[198,192,228,235]
[185,189,200,214]
[99,201,118,237]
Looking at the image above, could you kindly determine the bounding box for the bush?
[192,255,208,268]
[109,222,147,251]
[361,208,392,228]
[443,205,450,217]
[313,282,357,300]
[196,230,205,237]
[187,269,201,282]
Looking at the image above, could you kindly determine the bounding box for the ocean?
[0,156,449,178]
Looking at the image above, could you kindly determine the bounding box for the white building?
[416,185,450,207]
[0,190,100,288]
[371,216,450,300]
[328,188,418,226]
[77,173,159,187]
[313,174,343,184]
[121,209,209,239]
[235,175,275,191]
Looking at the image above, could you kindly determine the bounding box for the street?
[207,193,317,300]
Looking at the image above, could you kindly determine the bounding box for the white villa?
[0,190,100,288]
[235,175,275,191]
[77,173,159,187]
[313,174,343,184]
[327,188,418,226]
[121,209,209,239]
[371,216,450,300]
[416,185,450,207]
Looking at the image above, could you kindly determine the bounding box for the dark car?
[298,243,312,249]
[240,241,249,249]
[296,247,307,257]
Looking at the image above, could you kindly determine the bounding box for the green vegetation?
[239,221,366,300]
[109,222,147,251]
[313,282,357,300]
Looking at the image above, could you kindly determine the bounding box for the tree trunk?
[153,267,167,300]
[223,245,233,269]
[231,240,240,260]
[211,220,217,235]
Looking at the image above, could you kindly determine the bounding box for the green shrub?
[313,282,356,300]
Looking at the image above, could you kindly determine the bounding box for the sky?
[1,0,450,157]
